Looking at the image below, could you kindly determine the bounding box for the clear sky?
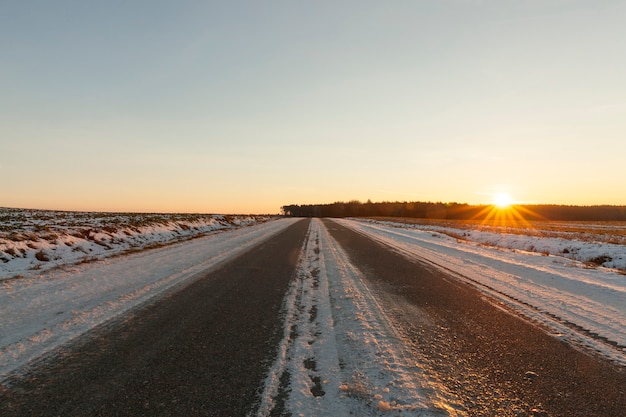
[2,1,626,214]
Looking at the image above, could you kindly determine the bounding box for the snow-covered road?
[334,218,626,366]
[0,218,299,381]
[256,218,462,416]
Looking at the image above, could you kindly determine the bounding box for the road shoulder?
[324,219,626,417]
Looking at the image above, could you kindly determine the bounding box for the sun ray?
[469,192,544,229]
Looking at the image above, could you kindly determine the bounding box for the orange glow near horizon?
[472,202,544,228]
[467,191,543,228]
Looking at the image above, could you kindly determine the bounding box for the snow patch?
[255,219,463,416]
[0,208,270,280]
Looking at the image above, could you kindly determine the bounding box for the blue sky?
[2,1,626,213]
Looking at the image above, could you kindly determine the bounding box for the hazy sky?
[2,1,625,214]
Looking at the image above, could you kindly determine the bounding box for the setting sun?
[493,192,513,208]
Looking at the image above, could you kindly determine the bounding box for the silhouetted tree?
[282,201,626,221]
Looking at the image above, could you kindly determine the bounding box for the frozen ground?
[361,218,626,271]
[336,218,626,366]
[0,208,270,280]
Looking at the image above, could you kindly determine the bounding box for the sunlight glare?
[493,192,513,208]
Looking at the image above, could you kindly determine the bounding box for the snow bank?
[0,208,270,280]
[357,218,626,272]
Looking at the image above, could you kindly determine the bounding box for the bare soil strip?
[323,219,626,417]
[0,219,310,417]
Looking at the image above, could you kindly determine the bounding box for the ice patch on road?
[255,219,463,416]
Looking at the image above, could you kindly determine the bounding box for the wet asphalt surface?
[2,217,625,417]
[324,219,626,417]
[0,219,310,417]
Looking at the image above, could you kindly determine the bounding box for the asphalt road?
[0,219,310,417]
[324,219,626,417]
[2,217,625,417]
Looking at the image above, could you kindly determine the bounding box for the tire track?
[256,219,462,416]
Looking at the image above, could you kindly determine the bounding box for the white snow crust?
[0,208,270,280]
[358,218,626,271]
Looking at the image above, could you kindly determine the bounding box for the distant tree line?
[281,201,626,221]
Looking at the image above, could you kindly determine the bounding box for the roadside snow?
[335,218,626,366]
[0,217,299,381]
[0,208,269,280]
[256,219,464,416]
[359,218,626,271]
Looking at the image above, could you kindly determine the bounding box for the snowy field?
[361,217,626,272]
[336,218,626,366]
[0,207,271,280]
